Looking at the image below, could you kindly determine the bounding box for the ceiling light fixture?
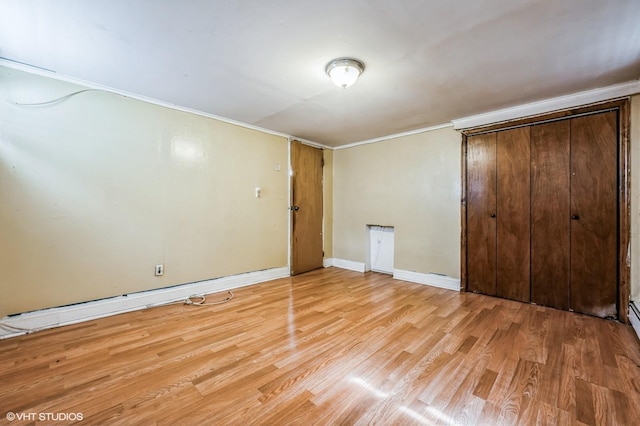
[325,58,365,89]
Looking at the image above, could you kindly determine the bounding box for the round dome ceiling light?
[325,58,365,89]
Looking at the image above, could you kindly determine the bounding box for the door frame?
[460,98,631,323]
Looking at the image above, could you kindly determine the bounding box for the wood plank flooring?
[1,267,640,425]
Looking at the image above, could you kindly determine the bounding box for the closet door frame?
[460,98,631,323]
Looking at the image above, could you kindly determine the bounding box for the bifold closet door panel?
[530,121,571,310]
[466,133,497,295]
[570,111,618,318]
[496,127,531,302]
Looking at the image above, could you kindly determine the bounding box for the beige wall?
[323,149,334,259]
[332,127,461,278]
[0,66,289,317]
[2,62,637,319]
[631,94,640,302]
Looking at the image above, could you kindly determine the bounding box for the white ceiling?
[1,0,639,147]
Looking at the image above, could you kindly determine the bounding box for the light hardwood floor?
[1,267,640,425]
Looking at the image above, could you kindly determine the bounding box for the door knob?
[571,215,579,220]
[490,213,496,218]
[292,205,300,212]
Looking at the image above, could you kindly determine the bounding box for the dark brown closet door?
[466,133,497,295]
[530,121,571,310]
[496,127,531,302]
[570,111,618,318]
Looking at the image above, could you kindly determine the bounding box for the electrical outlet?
[155,264,164,276]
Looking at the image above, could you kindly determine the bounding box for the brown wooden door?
[531,120,571,310]
[496,127,531,302]
[291,141,324,275]
[570,111,618,318]
[466,133,497,295]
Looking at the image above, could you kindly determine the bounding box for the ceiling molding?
[3,57,639,149]
[452,79,640,130]
[0,57,327,147]
[333,123,454,150]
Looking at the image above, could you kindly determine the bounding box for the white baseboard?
[332,258,366,273]
[393,269,460,291]
[330,261,460,292]
[630,302,640,341]
[0,267,290,339]
[323,258,334,268]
